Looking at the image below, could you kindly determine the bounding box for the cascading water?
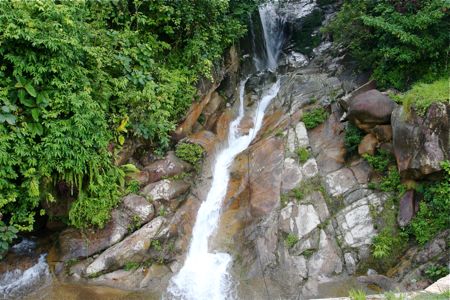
[167,78,281,300]
[258,1,285,71]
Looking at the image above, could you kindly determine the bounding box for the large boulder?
[397,190,417,227]
[142,151,192,184]
[58,195,154,261]
[141,179,190,202]
[347,89,397,130]
[86,217,165,275]
[391,103,449,179]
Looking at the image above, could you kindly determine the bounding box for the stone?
[281,158,303,192]
[301,158,319,178]
[141,179,190,202]
[309,105,346,174]
[344,252,357,275]
[86,217,165,275]
[372,125,393,142]
[58,196,155,262]
[143,151,191,184]
[391,103,449,179]
[325,168,358,197]
[358,133,378,156]
[279,203,321,238]
[350,159,371,184]
[347,89,397,130]
[397,190,416,227]
[203,91,223,118]
[287,52,309,69]
[248,137,284,217]
[286,122,309,154]
[307,230,343,277]
[185,130,218,154]
[304,191,329,222]
[425,274,450,294]
[122,194,154,224]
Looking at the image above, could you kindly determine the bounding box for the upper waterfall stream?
[167,79,281,300]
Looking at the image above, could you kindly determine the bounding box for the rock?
[325,168,358,197]
[86,217,165,275]
[304,191,329,222]
[344,252,357,275]
[397,190,416,227]
[301,158,319,178]
[279,203,321,238]
[391,103,449,179]
[286,52,309,69]
[372,125,393,142]
[143,151,192,184]
[347,89,397,130]
[350,159,371,184]
[203,92,224,118]
[248,137,284,217]
[357,275,400,291]
[281,158,303,192]
[141,179,190,202]
[307,230,343,277]
[335,194,388,248]
[358,133,378,156]
[309,105,346,174]
[122,194,155,224]
[59,196,155,262]
[186,130,218,154]
[425,274,450,294]
[286,122,309,154]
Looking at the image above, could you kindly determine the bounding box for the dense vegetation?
[325,0,449,89]
[0,0,258,254]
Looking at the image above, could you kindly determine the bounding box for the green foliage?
[413,291,450,300]
[175,143,204,166]
[151,240,162,252]
[372,228,406,259]
[410,161,450,245]
[324,0,450,89]
[0,221,18,258]
[285,233,299,248]
[348,289,366,300]
[296,147,310,163]
[379,167,404,194]
[302,108,329,129]
[124,261,140,271]
[125,180,141,194]
[280,194,289,207]
[344,123,364,156]
[0,0,256,246]
[363,149,394,173]
[385,292,405,300]
[424,264,449,282]
[291,188,304,201]
[393,78,449,116]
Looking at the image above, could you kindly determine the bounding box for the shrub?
[424,264,449,282]
[175,143,204,166]
[363,149,394,173]
[324,0,450,89]
[302,108,329,129]
[0,221,18,259]
[393,78,449,116]
[344,123,364,156]
[296,147,310,163]
[410,161,450,245]
[285,233,299,248]
[291,188,304,201]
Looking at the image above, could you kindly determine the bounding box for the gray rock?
[397,190,416,227]
[344,252,357,275]
[392,103,449,179]
[281,158,303,192]
[301,158,319,178]
[141,179,190,201]
[86,217,165,275]
[325,168,358,197]
[143,151,192,183]
[279,202,321,239]
[307,230,343,277]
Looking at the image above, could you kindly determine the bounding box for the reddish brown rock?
[169,196,201,253]
[347,89,397,131]
[215,109,233,141]
[371,125,393,143]
[392,103,449,179]
[248,137,284,217]
[397,190,416,227]
[186,130,219,154]
[358,133,378,156]
[143,151,191,184]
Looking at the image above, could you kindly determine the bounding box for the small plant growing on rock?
[424,264,449,282]
[302,107,329,129]
[124,261,140,271]
[175,142,204,166]
[344,123,364,156]
[285,233,299,248]
[291,187,304,201]
[280,194,289,207]
[158,206,167,217]
[363,149,394,172]
[296,147,310,163]
[125,179,140,194]
[151,240,162,252]
[348,289,366,300]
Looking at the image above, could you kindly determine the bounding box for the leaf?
[24,83,37,97]
[118,135,125,145]
[120,163,139,174]
[31,108,40,121]
[5,114,16,125]
[36,93,49,107]
[18,90,35,107]
[15,76,26,88]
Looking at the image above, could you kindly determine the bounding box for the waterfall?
[167,78,281,300]
[258,2,285,71]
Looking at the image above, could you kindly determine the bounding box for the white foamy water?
[167,78,280,300]
[259,2,285,71]
[0,254,50,299]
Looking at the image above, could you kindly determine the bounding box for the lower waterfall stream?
[167,79,281,300]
